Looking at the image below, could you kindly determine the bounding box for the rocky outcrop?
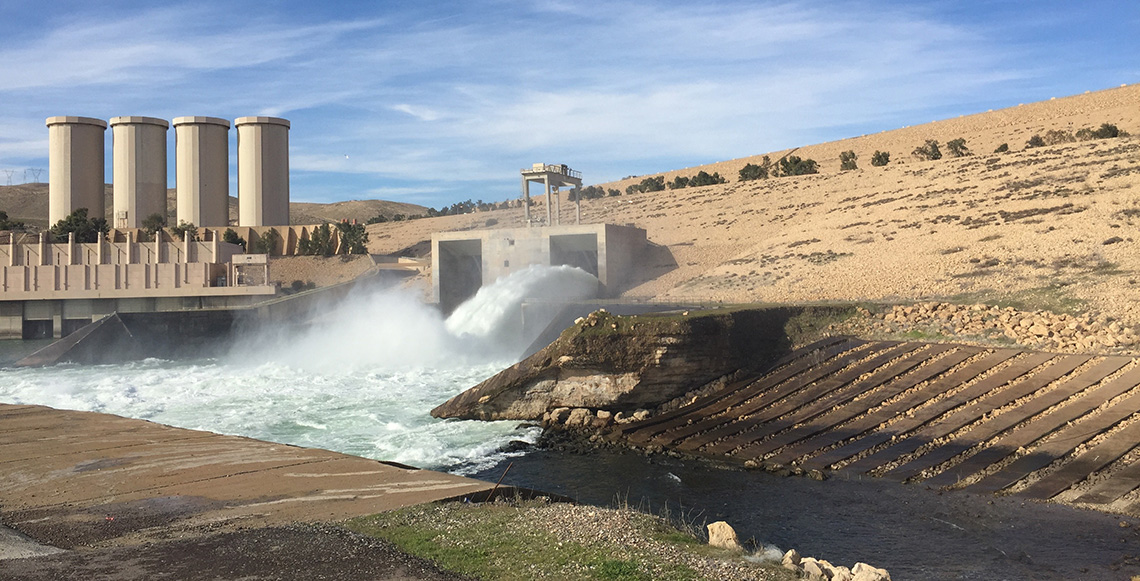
[432,307,844,421]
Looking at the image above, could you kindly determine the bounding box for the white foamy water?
[0,265,598,475]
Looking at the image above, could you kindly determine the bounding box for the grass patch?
[949,285,1087,316]
[344,500,793,581]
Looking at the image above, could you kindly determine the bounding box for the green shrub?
[170,220,198,241]
[49,208,108,243]
[776,155,819,176]
[222,228,246,250]
[0,210,24,231]
[1043,129,1075,145]
[839,150,857,170]
[870,151,890,166]
[1026,134,1046,148]
[912,140,942,161]
[668,176,690,190]
[688,170,726,187]
[946,138,970,157]
[994,143,1009,153]
[739,163,768,181]
[252,227,282,255]
[607,188,621,197]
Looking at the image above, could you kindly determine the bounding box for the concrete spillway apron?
[0,404,518,551]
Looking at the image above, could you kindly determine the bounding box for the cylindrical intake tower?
[235,116,290,227]
[173,116,231,229]
[110,116,169,229]
[47,116,108,226]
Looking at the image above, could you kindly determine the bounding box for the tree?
[170,220,198,241]
[912,140,942,161]
[49,208,108,243]
[222,228,246,250]
[946,138,971,157]
[870,151,890,166]
[252,228,281,255]
[776,155,819,176]
[1026,134,1046,148]
[299,224,334,256]
[839,150,858,170]
[668,176,690,190]
[366,213,389,224]
[0,210,24,231]
[336,221,368,254]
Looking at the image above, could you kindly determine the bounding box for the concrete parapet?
[46,116,108,225]
[110,116,169,229]
[235,116,290,227]
[174,116,231,229]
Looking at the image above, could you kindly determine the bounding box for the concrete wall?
[431,223,646,312]
[174,116,231,229]
[236,117,290,227]
[47,116,107,225]
[110,116,168,229]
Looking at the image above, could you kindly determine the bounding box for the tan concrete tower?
[173,116,230,228]
[47,116,108,225]
[235,116,290,227]
[109,116,169,229]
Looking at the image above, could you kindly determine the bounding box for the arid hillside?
[0,185,425,229]
[365,84,1140,325]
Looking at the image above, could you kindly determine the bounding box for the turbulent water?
[0,264,599,474]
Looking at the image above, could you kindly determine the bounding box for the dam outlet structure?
[110,116,169,229]
[46,116,107,225]
[432,223,647,314]
[174,116,231,229]
[236,116,290,227]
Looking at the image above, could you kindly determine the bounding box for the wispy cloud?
[0,0,1132,205]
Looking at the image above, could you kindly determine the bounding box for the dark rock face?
[432,306,848,421]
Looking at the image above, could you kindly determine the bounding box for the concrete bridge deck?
[615,337,1140,513]
[0,404,514,552]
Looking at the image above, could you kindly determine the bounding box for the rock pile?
[841,302,1139,354]
[782,548,891,581]
[541,406,650,430]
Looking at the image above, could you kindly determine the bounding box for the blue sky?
[0,0,1136,209]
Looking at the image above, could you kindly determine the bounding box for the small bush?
[776,155,819,176]
[222,228,246,250]
[739,155,772,181]
[668,176,690,190]
[870,151,890,166]
[1026,134,1046,148]
[1043,129,1075,145]
[607,188,621,197]
[688,170,726,187]
[170,220,198,241]
[912,140,942,161]
[839,150,858,170]
[994,143,1009,153]
[946,138,970,157]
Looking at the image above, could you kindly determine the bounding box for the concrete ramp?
[0,404,527,550]
[614,338,1140,511]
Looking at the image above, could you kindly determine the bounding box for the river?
[2,267,1139,579]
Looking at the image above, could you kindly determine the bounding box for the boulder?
[801,557,829,580]
[852,562,891,581]
[782,548,802,571]
[706,521,742,551]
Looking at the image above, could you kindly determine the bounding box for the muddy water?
[472,447,1140,580]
